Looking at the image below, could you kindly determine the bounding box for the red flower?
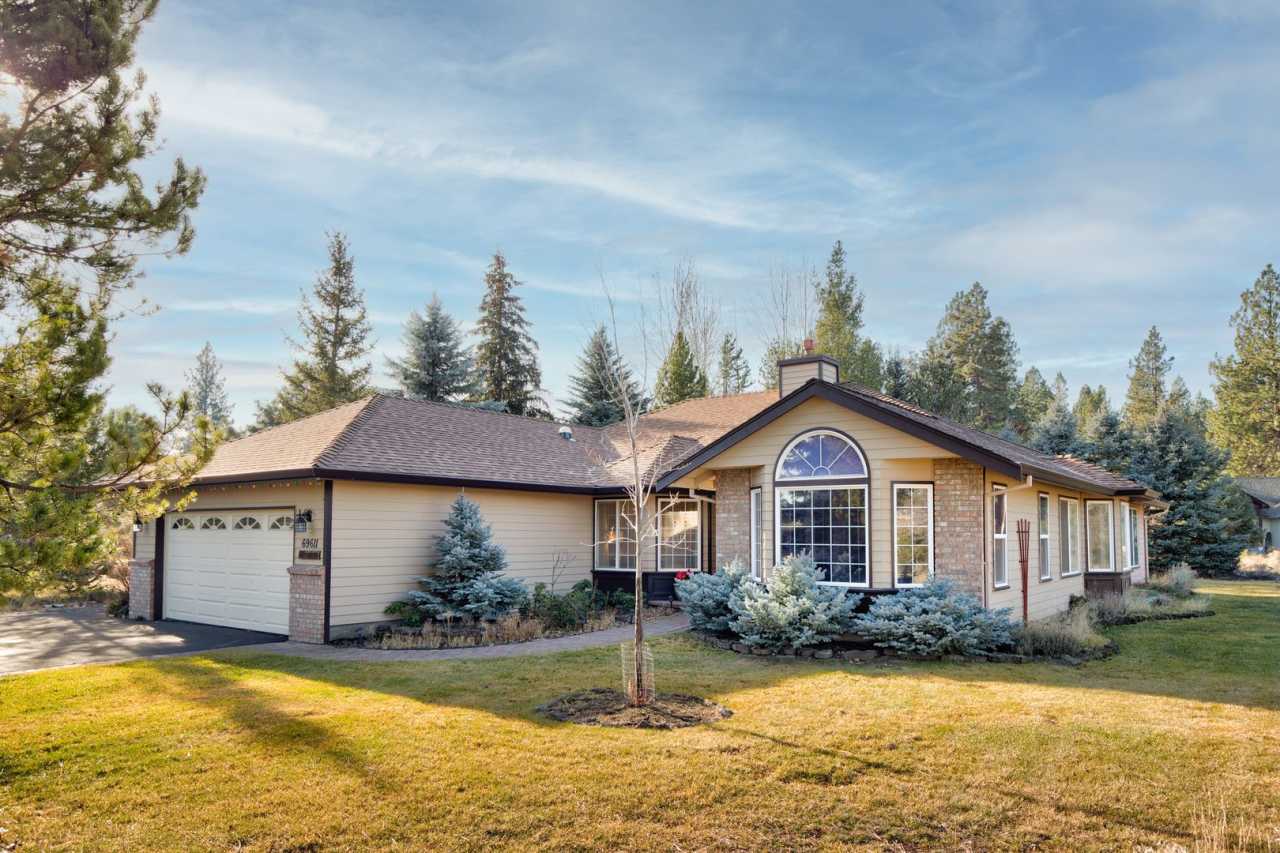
[675,570,691,581]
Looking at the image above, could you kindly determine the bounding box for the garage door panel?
[162,509,293,634]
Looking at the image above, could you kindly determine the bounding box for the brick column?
[933,459,985,595]
[287,564,326,643]
[127,559,155,620]
[715,468,752,570]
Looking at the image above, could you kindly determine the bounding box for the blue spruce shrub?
[386,495,527,624]
[675,558,754,633]
[728,555,861,651]
[850,579,1015,657]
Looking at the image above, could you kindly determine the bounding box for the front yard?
[2,580,1278,850]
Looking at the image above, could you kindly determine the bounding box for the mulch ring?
[537,688,732,729]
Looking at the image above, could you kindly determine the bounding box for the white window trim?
[992,484,1009,589]
[1085,499,1116,573]
[892,483,934,588]
[749,486,762,579]
[774,429,869,483]
[774,483,870,589]
[1059,497,1082,577]
[1125,504,1141,570]
[593,499,637,571]
[1038,492,1052,581]
[657,496,701,573]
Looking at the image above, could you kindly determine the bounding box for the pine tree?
[922,283,1019,431]
[813,240,882,387]
[1123,327,1174,430]
[473,251,545,417]
[1010,367,1053,438]
[654,330,708,406]
[387,294,475,402]
[1073,384,1111,436]
[905,350,968,421]
[1209,264,1280,476]
[186,342,233,429]
[258,232,373,427]
[1079,410,1134,473]
[882,352,910,399]
[758,338,804,390]
[1029,375,1079,454]
[1131,411,1252,576]
[0,3,210,594]
[715,333,753,396]
[564,325,646,426]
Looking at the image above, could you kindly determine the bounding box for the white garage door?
[163,509,295,634]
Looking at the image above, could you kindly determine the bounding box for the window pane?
[1087,503,1113,570]
[1039,495,1049,528]
[994,539,1007,585]
[778,487,867,586]
[993,491,1006,533]
[1039,537,1050,580]
[595,501,617,568]
[893,485,932,586]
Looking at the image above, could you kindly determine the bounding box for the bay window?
[992,485,1008,588]
[658,497,701,571]
[1086,500,1115,571]
[594,499,637,570]
[893,483,933,587]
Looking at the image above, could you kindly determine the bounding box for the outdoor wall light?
[294,509,313,533]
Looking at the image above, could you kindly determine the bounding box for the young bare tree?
[757,259,816,388]
[653,258,721,384]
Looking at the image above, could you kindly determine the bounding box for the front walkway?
[237,613,690,662]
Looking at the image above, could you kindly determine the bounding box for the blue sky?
[110,0,1280,427]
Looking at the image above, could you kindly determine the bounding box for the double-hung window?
[594,499,637,570]
[1059,498,1081,576]
[774,429,869,587]
[1038,493,1052,581]
[749,487,762,578]
[893,483,933,587]
[992,485,1008,588]
[1125,505,1141,570]
[658,497,701,571]
[1086,500,1115,572]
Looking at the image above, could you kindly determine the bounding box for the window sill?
[1038,576,1052,583]
[1061,571,1082,578]
[993,583,1010,591]
[816,582,871,589]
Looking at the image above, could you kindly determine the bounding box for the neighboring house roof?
[1236,478,1280,518]
[190,380,1154,499]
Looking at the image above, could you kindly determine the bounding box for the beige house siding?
[328,481,594,628]
[672,397,954,589]
[778,361,822,396]
[135,480,325,565]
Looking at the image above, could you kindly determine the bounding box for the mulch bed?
[537,688,732,729]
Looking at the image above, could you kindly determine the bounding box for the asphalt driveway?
[0,605,284,676]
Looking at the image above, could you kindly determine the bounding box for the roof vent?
[558,425,574,441]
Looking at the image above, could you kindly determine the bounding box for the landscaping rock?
[751,646,772,656]
[731,643,751,655]
[797,648,815,658]
[813,649,834,660]
[712,638,734,651]
[839,649,878,662]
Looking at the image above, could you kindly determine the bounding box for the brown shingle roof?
[192,382,1148,498]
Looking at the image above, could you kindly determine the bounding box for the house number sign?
[297,536,322,562]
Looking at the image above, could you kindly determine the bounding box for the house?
[1235,478,1280,551]
[128,353,1163,642]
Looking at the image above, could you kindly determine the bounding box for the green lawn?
[2,581,1279,850]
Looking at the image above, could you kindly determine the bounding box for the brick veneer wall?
[127,559,155,620]
[933,458,985,595]
[715,468,752,570]
[287,564,326,643]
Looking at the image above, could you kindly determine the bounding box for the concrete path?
[231,612,690,663]
[0,605,284,676]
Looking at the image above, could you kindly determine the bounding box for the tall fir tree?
[715,333,753,396]
[257,232,373,428]
[904,350,968,421]
[654,330,708,406]
[812,240,882,387]
[921,282,1019,431]
[1130,410,1253,576]
[1123,326,1173,430]
[1209,264,1280,476]
[473,251,545,417]
[1078,410,1134,473]
[1073,384,1111,437]
[185,342,234,441]
[1029,396,1080,456]
[564,325,646,426]
[387,294,475,402]
[882,352,911,399]
[1010,367,1053,438]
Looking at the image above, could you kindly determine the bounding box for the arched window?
[171,516,194,530]
[775,430,869,588]
[200,516,226,531]
[775,429,867,481]
[269,515,294,531]
[233,516,262,530]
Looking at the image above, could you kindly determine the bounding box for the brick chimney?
[777,339,840,398]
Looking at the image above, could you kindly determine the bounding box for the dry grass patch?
[0,581,1277,850]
